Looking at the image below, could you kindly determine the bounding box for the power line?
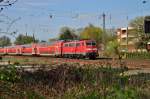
[0,0,18,13]
[0,31,17,38]
[0,0,18,6]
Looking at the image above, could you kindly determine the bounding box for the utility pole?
[33,33,35,43]
[102,13,106,50]
[126,16,129,52]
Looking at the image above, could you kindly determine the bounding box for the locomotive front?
[85,40,99,59]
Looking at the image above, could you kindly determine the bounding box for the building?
[117,27,139,52]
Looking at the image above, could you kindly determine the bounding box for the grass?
[123,52,150,59]
[2,57,54,65]
[0,63,150,99]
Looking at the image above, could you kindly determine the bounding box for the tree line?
[0,24,109,47]
[0,34,38,47]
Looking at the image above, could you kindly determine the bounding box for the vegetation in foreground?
[0,64,150,99]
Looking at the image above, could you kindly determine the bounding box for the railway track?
[1,55,150,69]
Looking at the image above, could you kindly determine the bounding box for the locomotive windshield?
[86,41,96,46]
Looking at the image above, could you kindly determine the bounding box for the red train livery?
[0,40,99,59]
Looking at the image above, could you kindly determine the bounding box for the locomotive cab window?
[92,42,96,46]
[86,41,96,46]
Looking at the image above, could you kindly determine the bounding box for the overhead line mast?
[102,13,106,46]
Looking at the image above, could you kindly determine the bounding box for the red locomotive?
[0,40,99,59]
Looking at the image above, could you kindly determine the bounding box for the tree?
[49,38,57,42]
[129,16,150,49]
[105,40,124,66]
[40,40,46,43]
[105,40,120,57]
[129,16,144,35]
[0,36,11,47]
[59,27,79,40]
[80,24,103,44]
[105,30,117,43]
[14,34,38,45]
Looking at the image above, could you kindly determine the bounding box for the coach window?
[69,43,73,47]
[64,44,69,47]
[69,43,71,47]
[72,43,76,47]
[76,43,80,47]
[81,42,84,46]
[66,44,69,47]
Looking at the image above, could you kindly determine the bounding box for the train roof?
[63,39,96,43]
[20,44,32,47]
[5,45,17,48]
[36,42,55,46]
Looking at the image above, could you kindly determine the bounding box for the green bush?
[25,90,45,99]
[0,64,150,98]
[0,65,20,82]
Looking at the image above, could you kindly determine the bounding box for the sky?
[0,0,150,41]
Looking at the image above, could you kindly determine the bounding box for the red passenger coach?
[15,45,22,55]
[53,41,64,57]
[0,47,6,55]
[36,42,55,56]
[36,41,63,57]
[21,44,36,55]
[55,41,65,57]
[6,46,18,55]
